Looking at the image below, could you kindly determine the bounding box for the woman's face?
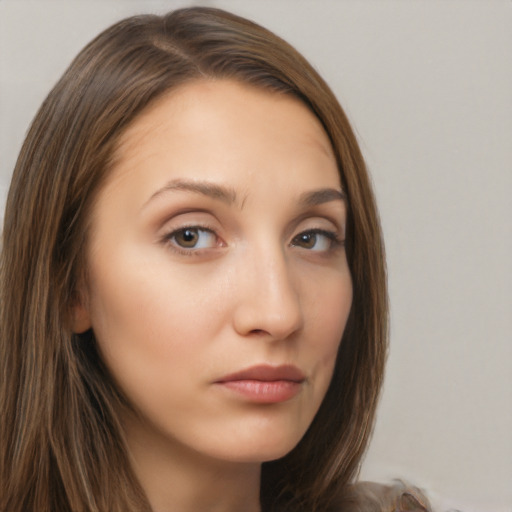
[77,80,352,464]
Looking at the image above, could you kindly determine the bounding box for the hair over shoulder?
[0,7,388,512]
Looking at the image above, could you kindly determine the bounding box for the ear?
[71,301,92,334]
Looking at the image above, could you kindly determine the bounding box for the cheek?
[302,269,352,397]
[327,277,352,353]
[88,236,223,335]
[310,266,352,340]
[85,250,226,399]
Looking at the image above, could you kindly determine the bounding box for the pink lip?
[214,365,305,404]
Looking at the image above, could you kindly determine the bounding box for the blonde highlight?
[1,8,388,511]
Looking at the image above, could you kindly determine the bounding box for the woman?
[0,7,431,512]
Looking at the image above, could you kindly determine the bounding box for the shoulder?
[328,480,433,512]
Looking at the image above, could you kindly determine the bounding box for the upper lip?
[215,364,305,383]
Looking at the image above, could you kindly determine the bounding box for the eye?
[291,229,341,252]
[166,227,218,250]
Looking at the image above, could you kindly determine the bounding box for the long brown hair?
[0,7,387,512]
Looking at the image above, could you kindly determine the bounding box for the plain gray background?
[1,1,511,511]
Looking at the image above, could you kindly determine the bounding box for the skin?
[74,80,352,512]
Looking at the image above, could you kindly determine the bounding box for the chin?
[207,424,306,464]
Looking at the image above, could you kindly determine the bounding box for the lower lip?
[216,380,302,403]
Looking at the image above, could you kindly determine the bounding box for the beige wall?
[1,1,510,510]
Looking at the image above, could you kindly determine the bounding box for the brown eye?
[295,233,317,249]
[175,228,199,248]
[168,227,217,250]
[291,229,340,252]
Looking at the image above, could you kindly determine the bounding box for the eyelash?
[162,225,220,257]
[290,228,345,252]
[161,225,344,257]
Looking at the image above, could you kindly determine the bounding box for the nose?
[232,246,304,341]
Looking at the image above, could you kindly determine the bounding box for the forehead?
[116,79,334,161]
[105,79,340,201]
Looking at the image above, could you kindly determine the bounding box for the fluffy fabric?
[333,480,433,512]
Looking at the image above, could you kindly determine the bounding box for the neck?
[123,414,262,512]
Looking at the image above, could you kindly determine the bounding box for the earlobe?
[71,303,92,334]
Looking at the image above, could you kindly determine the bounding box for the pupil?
[179,229,198,247]
[183,229,196,241]
[301,233,315,248]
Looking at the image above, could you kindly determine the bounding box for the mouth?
[214,365,306,404]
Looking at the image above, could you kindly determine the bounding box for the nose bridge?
[233,238,303,339]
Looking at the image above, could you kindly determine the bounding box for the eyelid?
[293,204,346,228]
[291,212,345,236]
[291,227,345,252]
[156,207,221,234]
[162,226,222,257]
[155,208,345,258]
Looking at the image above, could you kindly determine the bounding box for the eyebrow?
[298,188,346,207]
[143,179,346,210]
[143,179,238,209]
